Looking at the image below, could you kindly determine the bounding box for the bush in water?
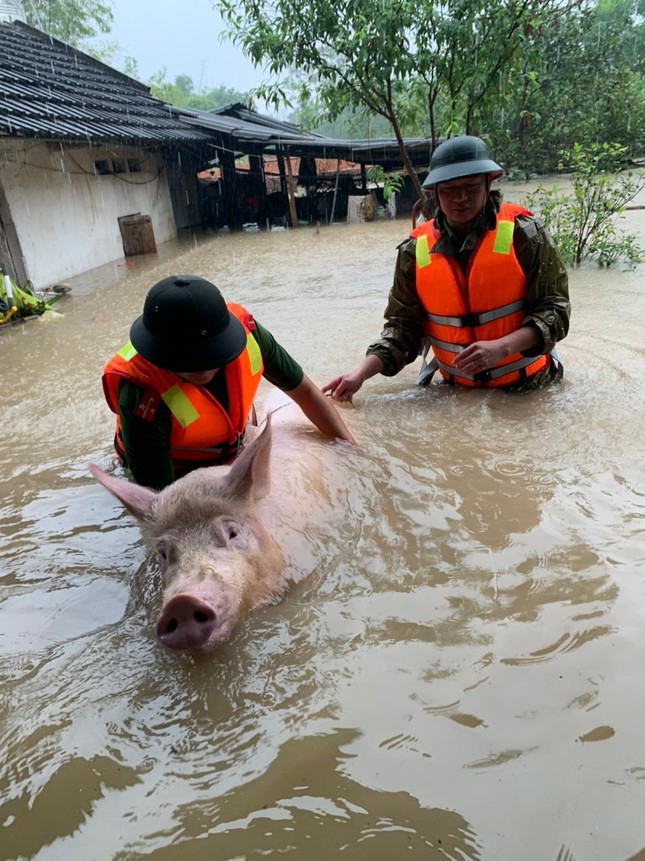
[526,142,645,268]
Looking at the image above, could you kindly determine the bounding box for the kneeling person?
[324,136,571,402]
[103,275,356,489]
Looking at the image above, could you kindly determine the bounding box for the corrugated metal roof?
[0,21,433,169]
[179,104,433,169]
[178,108,316,143]
[0,20,213,143]
[212,103,321,137]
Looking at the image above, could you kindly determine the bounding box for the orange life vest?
[411,203,549,387]
[102,303,264,465]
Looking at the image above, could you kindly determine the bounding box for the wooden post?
[284,153,299,229]
[0,184,27,286]
[329,159,341,224]
[277,148,287,196]
[249,153,266,227]
[219,146,240,229]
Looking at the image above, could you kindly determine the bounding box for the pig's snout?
[155,594,217,651]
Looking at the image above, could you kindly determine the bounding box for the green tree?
[147,70,249,110]
[526,143,645,266]
[489,0,645,174]
[25,0,114,46]
[366,165,404,200]
[218,0,580,199]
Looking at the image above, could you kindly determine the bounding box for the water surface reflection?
[1,193,645,860]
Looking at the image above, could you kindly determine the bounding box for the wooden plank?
[284,154,299,229]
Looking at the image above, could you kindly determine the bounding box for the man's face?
[176,369,220,385]
[436,174,488,231]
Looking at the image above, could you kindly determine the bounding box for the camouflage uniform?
[116,319,303,489]
[367,191,570,389]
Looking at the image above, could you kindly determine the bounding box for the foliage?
[526,143,645,267]
[490,0,645,174]
[220,0,585,192]
[366,166,404,201]
[25,0,113,46]
[292,101,393,139]
[147,70,250,111]
[217,0,644,180]
[218,0,581,194]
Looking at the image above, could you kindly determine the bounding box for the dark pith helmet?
[130,275,246,372]
[422,136,503,187]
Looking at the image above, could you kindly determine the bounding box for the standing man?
[324,136,570,401]
[103,275,356,489]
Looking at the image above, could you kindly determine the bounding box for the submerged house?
[0,6,216,289]
[0,2,434,290]
[185,103,434,230]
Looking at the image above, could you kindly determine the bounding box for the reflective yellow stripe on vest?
[416,234,431,269]
[161,385,200,428]
[492,219,515,254]
[118,342,137,361]
[246,332,262,376]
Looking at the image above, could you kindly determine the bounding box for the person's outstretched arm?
[287,374,357,444]
[322,354,384,402]
[323,238,423,402]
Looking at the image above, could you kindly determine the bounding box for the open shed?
[183,103,433,230]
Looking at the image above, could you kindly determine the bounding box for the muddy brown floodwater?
[1,180,644,861]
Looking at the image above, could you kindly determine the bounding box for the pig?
[90,415,290,652]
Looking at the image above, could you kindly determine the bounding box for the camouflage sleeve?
[514,215,571,355]
[117,378,175,489]
[365,237,426,376]
[251,319,305,392]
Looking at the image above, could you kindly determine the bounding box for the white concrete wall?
[0,140,177,287]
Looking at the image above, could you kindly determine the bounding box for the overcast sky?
[103,0,265,92]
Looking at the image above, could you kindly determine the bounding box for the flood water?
[1,182,645,861]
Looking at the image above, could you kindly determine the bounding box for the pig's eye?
[156,541,174,563]
[221,520,247,548]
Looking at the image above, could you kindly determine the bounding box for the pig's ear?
[224,414,272,502]
[89,463,158,521]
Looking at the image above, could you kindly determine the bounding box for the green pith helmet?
[422,136,503,187]
[130,275,246,372]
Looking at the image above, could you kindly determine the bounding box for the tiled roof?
[0,20,212,143]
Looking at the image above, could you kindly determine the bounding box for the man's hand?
[322,371,365,402]
[452,339,509,375]
[452,327,542,375]
[288,375,357,444]
[322,355,384,402]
